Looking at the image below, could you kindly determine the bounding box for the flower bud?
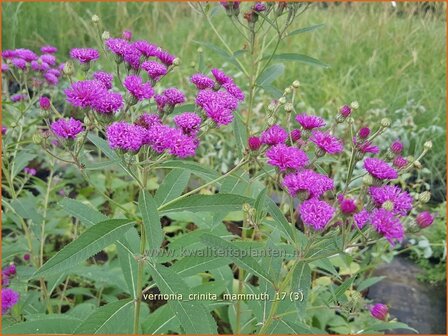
[33,133,43,145]
[92,15,100,24]
[416,211,434,228]
[413,160,422,169]
[267,116,276,126]
[284,87,292,95]
[267,102,276,112]
[290,129,301,142]
[197,47,203,53]
[358,127,371,139]
[242,203,252,213]
[284,102,293,113]
[382,200,394,212]
[390,140,403,154]
[424,141,433,151]
[393,156,408,169]
[10,122,17,128]
[336,113,346,124]
[339,105,352,118]
[355,150,365,160]
[63,61,74,76]
[362,174,373,186]
[350,101,359,110]
[278,97,286,105]
[380,118,391,128]
[172,58,181,66]
[39,96,51,110]
[101,31,111,40]
[292,80,300,88]
[248,136,262,151]
[23,253,30,261]
[418,191,431,203]
[370,303,388,321]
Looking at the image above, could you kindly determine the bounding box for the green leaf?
[159,194,253,214]
[155,169,191,206]
[287,23,325,36]
[34,219,134,277]
[232,111,248,158]
[171,251,232,277]
[267,53,329,68]
[139,191,163,250]
[329,277,355,304]
[363,321,418,334]
[11,151,37,179]
[256,63,285,86]
[73,299,134,334]
[266,319,317,334]
[3,316,82,334]
[194,41,243,72]
[142,305,179,334]
[254,188,267,224]
[172,103,196,115]
[117,240,138,297]
[266,198,297,245]
[291,261,311,319]
[201,233,274,285]
[357,276,385,292]
[87,133,140,182]
[147,263,217,334]
[60,198,108,228]
[159,160,219,181]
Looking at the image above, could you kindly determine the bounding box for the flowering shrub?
[1,2,440,335]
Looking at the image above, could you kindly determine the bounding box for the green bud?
[33,133,43,145]
[336,114,346,123]
[380,118,391,128]
[242,203,252,213]
[267,103,276,112]
[363,174,373,186]
[355,150,365,160]
[197,47,203,53]
[382,200,394,211]
[413,160,422,169]
[350,101,359,110]
[424,141,433,151]
[284,87,292,95]
[284,102,293,113]
[63,61,75,76]
[292,80,300,88]
[278,97,286,105]
[92,15,100,24]
[172,58,180,66]
[101,31,111,40]
[419,191,431,203]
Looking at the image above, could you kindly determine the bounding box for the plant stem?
[133,222,146,334]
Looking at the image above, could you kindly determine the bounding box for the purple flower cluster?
[93,71,114,90]
[283,170,334,199]
[369,185,413,216]
[173,112,202,136]
[107,122,146,152]
[261,125,288,145]
[124,75,154,101]
[190,74,215,90]
[299,198,335,230]
[364,157,398,180]
[141,61,167,82]
[23,167,37,176]
[295,113,326,130]
[2,264,19,314]
[70,48,100,64]
[310,131,344,155]
[266,144,308,171]
[51,118,84,139]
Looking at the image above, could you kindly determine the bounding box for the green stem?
[133,223,146,334]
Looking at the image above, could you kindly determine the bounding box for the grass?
[2,2,446,191]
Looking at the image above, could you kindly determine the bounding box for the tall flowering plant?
[1,4,438,335]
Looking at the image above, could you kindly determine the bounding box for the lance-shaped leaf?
[291,261,311,320]
[60,197,108,228]
[139,190,163,250]
[34,219,134,277]
[154,169,191,206]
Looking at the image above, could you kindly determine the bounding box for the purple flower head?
[93,71,114,90]
[211,68,232,85]
[2,288,20,314]
[173,112,202,136]
[168,130,199,158]
[357,140,379,154]
[41,45,58,54]
[105,38,129,59]
[23,254,30,261]
[393,156,408,169]
[135,113,161,129]
[299,198,335,231]
[133,40,159,58]
[390,140,404,154]
[261,125,288,146]
[106,122,145,152]
[283,170,334,199]
[2,125,7,135]
[295,113,326,130]
[369,185,413,216]
[91,92,123,114]
[30,60,50,72]
[416,211,434,229]
[354,209,370,229]
[11,94,26,103]
[311,131,344,154]
[40,54,56,66]
[253,2,266,12]
[70,48,100,64]
[364,158,398,180]
[24,167,36,176]
[338,194,357,214]
[370,303,388,321]
[2,50,18,59]
[123,75,154,101]
[39,96,51,110]
[51,118,84,139]
[190,73,215,90]
[11,58,27,70]
[2,64,9,72]
[144,124,198,157]
[223,81,244,101]
[339,104,352,117]
[359,127,371,139]
[44,72,59,86]
[196,89,238,126]
[122,30,132,41]
[65,80,107,108]
[47,68,61,78]
[290,129,301,142]
[3,264,16,276]
[156,49,176,66]
[123,45,142,70]
[266,144,308,171]
[371,208,404,245]
[142,61,167,82]
[248,136,262,151]
[16,48,38,62]
[162,88,185,106]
